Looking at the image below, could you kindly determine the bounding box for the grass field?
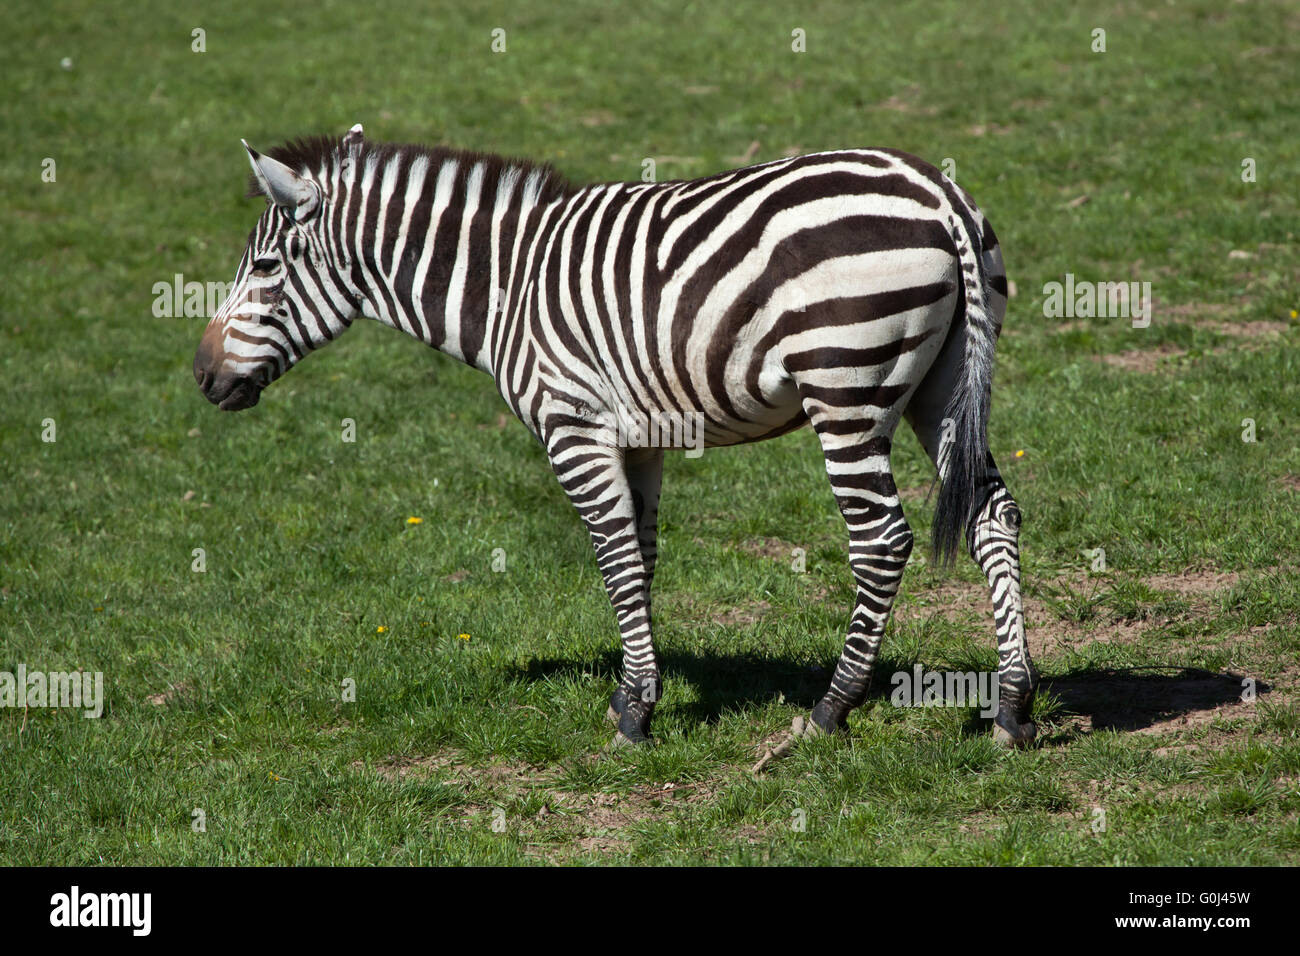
[3,0,1299,865]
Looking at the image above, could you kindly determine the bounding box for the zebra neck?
[348,149,563,374]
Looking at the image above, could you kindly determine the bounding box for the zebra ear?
[342,123,364,151]
[242,139,321,221]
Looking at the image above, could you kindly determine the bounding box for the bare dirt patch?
[969,123,1014,137]
[362,751,471,782]
[357,749,711,860]
[1198,319,1289,339]
[1061,770,1205,815]
[1143,568,1242,598]
[563,781,709,856]
[1160,302,1233,320]
[578,110,617,128]
[894,566,1256,661]
[872,86,938,116]
[1073,301,1293,373]
[145,682,190,706]
[893,575,1099,660]
[714,600,772,627]
[739,536,801,560]
[1095,343,1188,373]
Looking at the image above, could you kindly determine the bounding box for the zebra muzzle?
[194,336,266,410]
[195,365,263,411]
[215,377,262,410]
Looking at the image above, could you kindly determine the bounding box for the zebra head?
[194,128,364,410]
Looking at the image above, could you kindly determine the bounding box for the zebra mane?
[244,134,574,203]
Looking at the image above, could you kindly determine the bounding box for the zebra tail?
[931,198,996,566]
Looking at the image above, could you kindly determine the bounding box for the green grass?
[2,0,1299,865]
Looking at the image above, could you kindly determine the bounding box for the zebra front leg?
[629,448,663,626]
[608,449,663,728]
[971,475,1038,746]
[549,439,660,745]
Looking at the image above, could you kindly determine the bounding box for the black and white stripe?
[194,125,1038,747]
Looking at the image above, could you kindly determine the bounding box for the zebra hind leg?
[808,450,913,734]
[754,410,913,771]
[907,391,1038,746]
[970,466,1038,746]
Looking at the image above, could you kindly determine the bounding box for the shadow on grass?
[520,653,1264,733]
[1043,667,1264,733]
[520,648,833,724]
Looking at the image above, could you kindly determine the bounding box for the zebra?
[193,124,1038,759]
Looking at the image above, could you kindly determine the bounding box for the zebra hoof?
[608,687,629,716]
[612,696,655,744]
[751,714,826,773]
[992,718,1037,748]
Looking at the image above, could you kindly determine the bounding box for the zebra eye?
[251,257,281,277]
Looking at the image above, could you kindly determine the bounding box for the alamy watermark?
[50,886,150,936]
[152,273,233,318]
[1042,273,1151,328]
[889,665,998,718]
[0,665,103,718]
[614,405,704,458]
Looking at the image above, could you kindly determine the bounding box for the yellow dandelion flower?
[406,516,423,525]
[1291,309,1298,319]
[457,633,470,641]
[1015,449,1025,458]
[376,626,387,634]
